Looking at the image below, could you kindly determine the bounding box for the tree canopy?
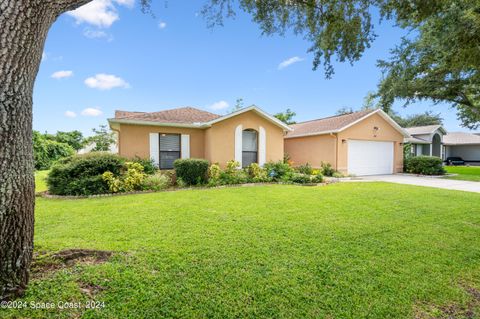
[274,108,297,124]
[389,111,443,128]
[204,0,479,128]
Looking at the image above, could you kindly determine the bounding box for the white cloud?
[84,73,130,90]
[278,56,304,70]
[51,70,74,79]
[83,28,112,40]
[42,52,47,61]
[209,100,229,110]
[64,111,77,118]
[67,0,134,28]
[81,108,103,117]
[158,21,167,29]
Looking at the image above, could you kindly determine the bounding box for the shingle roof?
[405,125,443,135]
[286,109,375,138]
[405,136,431,144]
[443,132,480,145]
[114,107,221,124]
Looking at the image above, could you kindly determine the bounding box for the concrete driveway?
[361,174,480,193]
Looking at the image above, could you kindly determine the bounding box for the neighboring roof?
[405,125,447,136]
[109,105,292,131]
[114,107,220,124]
[443,132,480,145]
[405,136,431,144]
[285,109,409,138]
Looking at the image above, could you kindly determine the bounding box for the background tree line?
[33,125,116,170]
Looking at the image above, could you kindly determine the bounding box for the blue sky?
[35,0,474,136]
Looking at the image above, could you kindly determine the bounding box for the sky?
[35,0,476,136]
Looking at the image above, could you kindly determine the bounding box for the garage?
[285,109,408,175]
[347,140,394,176]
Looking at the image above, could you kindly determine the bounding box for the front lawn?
[444,166,480,182]
[5,183,480,318]
[35,170,49,193]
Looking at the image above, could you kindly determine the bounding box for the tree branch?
[54,0,94,14]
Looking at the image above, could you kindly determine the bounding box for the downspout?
[331,132,338,171]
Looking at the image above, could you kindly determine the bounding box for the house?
[404,125,446,158]
[108,106,292,169]
[284,109,409,176]
[443,132,480,164]
[404,125,480,164]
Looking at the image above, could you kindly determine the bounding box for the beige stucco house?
[284,109,410,176]
[108,106,291,169]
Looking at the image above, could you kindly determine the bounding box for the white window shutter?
[235,124,243,166]
[149,133,159,167]
[181,134,190,159]
[259,126,266,166]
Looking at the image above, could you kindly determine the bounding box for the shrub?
[246,163,269,182]
[34,131,75,170]
[142,172,171,191]
[173,158,209,185]
[297,163,313,175]
[214,160,247,185]
[47,153,125,195]
[208,163,222,185]
[405,156,445,175]
[290,173,311,184]
[219,170,248,185]
[320,161,335,177]
[103,162,147,193]
[311,172,324,183]
[332,172,345,178]
[264,161,294,181]
[132,157,157,175]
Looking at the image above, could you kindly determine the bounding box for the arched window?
[242,129,258,167]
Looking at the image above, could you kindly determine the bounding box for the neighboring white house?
[444,132,480,163]
[77,139,118,155]
[405,125,446,158]
[405,125,480,163]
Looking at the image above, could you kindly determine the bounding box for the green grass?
[35,170,49,193]
[444,166,480,182]
[4,183,480,318]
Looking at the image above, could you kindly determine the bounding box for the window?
[242,129,258,168]
[159,134,180,169]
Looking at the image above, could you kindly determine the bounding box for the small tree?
[53,130,85,151]
[88,125,117,152]
[274,108,297,125]
[335,107,354,115]
[33,131,75,170]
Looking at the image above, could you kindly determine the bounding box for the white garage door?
[348,140,394,176]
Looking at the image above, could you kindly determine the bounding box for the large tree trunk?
[0,0,91,300]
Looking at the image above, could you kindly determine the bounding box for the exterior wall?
[204,110,285,166]
[117,124,205,159]
[284,134,337,169]
[445,145,480,161]
[337,113,405,174]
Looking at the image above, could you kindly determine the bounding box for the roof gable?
[206,105,292,131]
[405,125,447,135]
[286,109,409,138]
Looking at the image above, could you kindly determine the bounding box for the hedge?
[404,156,446,175]
[47,153,125,195]
[173,158,209,185]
